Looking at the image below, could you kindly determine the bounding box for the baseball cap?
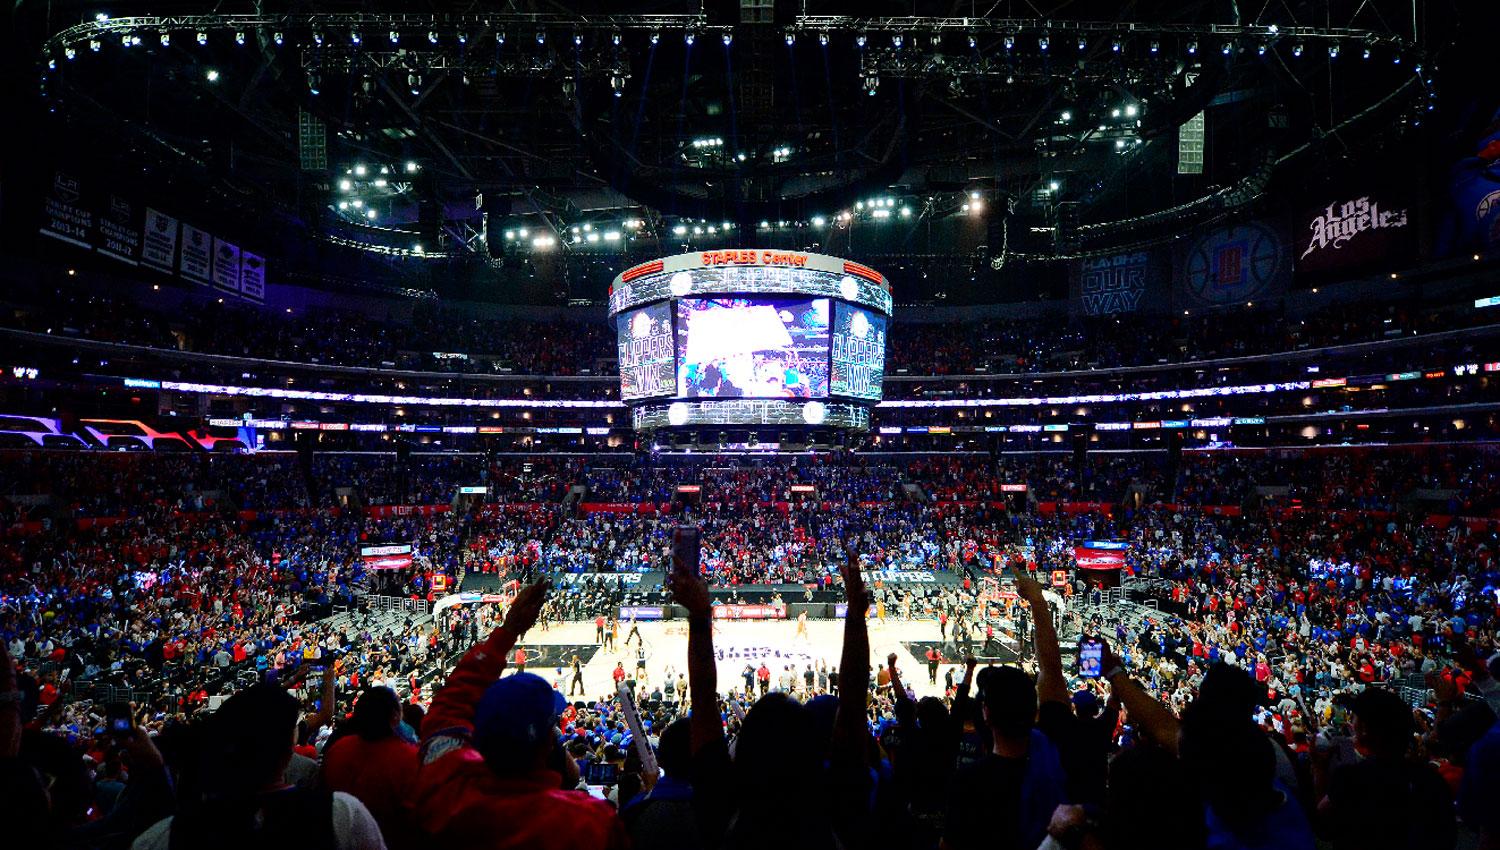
[1071,690,1099,712]
[472,673,568,767]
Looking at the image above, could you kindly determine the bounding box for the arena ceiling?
[5,0,1479,303]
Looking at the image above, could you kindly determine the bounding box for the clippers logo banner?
[616,302,675,400]
[1073,545,1127,571]
[360,543,413,570]
[1297,195,1412,275]
[1176,220,1289,307]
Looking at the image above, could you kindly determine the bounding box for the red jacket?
[415,629,626,850]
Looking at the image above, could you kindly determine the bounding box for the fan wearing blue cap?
[411,580,628,849]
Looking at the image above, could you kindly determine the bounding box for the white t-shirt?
[131,791,386,850]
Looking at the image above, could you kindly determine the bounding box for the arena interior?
[2,1,1500,849]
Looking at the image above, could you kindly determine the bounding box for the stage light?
[1149,40,1159,53]
[784,33,793,46]
[857,33,867,48]
[811,215,826,227]
[1060,110,1071,121]
[1362,45,1371,59]
[685,31,695,45]
[1329,43,1339,58]
[1257,42,1267,55]
[672,224,687,236]
[366,209,377,220]
[95,13,108,21]
[536,31,546,45]
[121,34,132,48]
[531,235,555,249]
[1115,138,1126,149]
[236,31,246,46]
[197,31,209,46]
[89,39,101,52]
[354,164,367,176]
[1077,36,1086,50]
[1268,24,1280,34]
[338,201,348,210]
[1186,40,1197,54]
[517,227,529,238]
[604,231,621,242]
[892,34,903,48]
[428,31,439,44]
[159,31,170,46]
[1004,34,1014,50]
[587,231,601,243]
[820,32,829,46]
[968,34,977,48]
[724,32,734,46]
[1392,53,1401,64]
[65,46,76,59]
[351,199,362,208]
[1111,108,1121,118]
[205,68,219,82]
[650,31,659,45]
[1125,104,1137,117]
[339,179,352,191]
[350,30,360,45]
[273,32,284,46]
[497,31,506,45]
[1039,34,1049,50]
[612,31,621,46]
[574,33,583,46]
[307,72,320,95]
[313,31,323,46]
[1221,41,1232,55]
[1293,43,1304,57]
[1049,180,1060,191]
[900,206,912,218]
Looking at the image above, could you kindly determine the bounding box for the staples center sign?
[700,250,810,268]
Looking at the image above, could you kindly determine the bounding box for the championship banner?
[359,543,413,570]
[1073,541,1128,572]
[141,209,179,272]
[180,225,212,284]
[1069,249,1168,317]
[239,251,267,302]
[1296,194,1412,277]
[212,238,242,294]
[712,603,786,620]
[40,171,92,249]
[1174,220,1290,309]
[96,194,142,265]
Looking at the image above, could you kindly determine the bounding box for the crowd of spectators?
[2,445,1500,848]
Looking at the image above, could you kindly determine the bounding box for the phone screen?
[105,703,132,736]
[1078,639,1104,678]
[585,762,619,786]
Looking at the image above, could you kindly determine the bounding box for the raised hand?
[841,552,870,616]
[669,527,712,617]
[501,579,551,637]
[1010,563,1046,604]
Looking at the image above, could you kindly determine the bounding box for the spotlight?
[724,32,733,46]
[1077,36,1086,50]
[366,209,377,221]
[1125,104,1137,117]
[574,33,583,46]
[350,30,360,45]
[313,31,323,46]
[650,31,659,45]
[1004,34,1014,50]
[205,68,219,82]
[428,31,439,44]
[1293,42,1304,56]
[684,31,694,45]
[1392,53,1401,64]
[273,32,283,46]
[235,31,246,46]
[496,31,506,45]
[1049,180,1060,191]
[536,31,545,45]
[784,33,793,46]
[1362,45,1371,59]
[1149,40,1159,53]
[820,32,829,46]
[1221,41,1232,55]
[89,39,101,52]
[1112,38,1122,52]
[197,31,208,46]
[1328,43,1339,58]
[864,73,879,95]
[307,72,320,94]
[1060,110,1071,121]
[65,46,76,59]
[457,32,466,44]
[159,31,170,46]
[389,30,399,43]
[1039,34,1049,50]
[892,34,903,48]
[857,33,867,48]
[1257,42,1267,55]
[612,31,621,46]
[1186,40,1197,54]
[968,34,977,48]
